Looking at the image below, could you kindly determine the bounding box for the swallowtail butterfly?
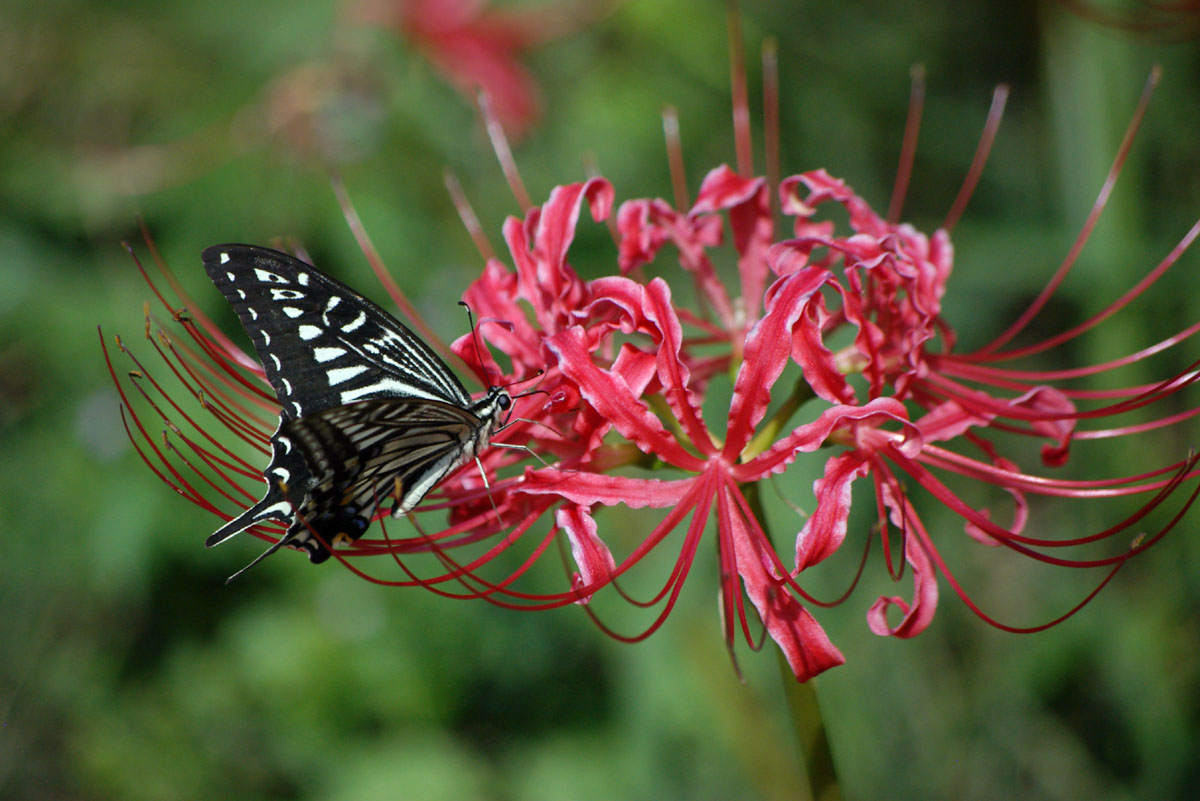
[201,244,511,576]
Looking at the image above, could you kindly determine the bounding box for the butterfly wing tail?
[205,497,289,548]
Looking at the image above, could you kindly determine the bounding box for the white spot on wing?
[327,365,369,385]
[270,354,281,371]
[321,296,342,326]
[282,306,303,318]
[220,252,231,265]
[298,272,310,286]
[298,325,322,341]
[341,379,442,404]
[254,268,287,284]
[313,346,346,363]
[243,500,290,522]
[341,311,367,332]
[226,271,236,281]
[277,435,292,453]
[281,378,293,395]
[248,307,258,320]
[236,289,246,299]
[271,288,304,301]
[271,466,290,484]
[261,330,270,346]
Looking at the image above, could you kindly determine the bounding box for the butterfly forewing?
[198,245,512,574]
[201,245,470,420]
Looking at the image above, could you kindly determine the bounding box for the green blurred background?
[4,1,1200,799]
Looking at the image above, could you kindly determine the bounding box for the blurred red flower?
[355,0,590,139]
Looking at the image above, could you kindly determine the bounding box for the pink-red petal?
[725,267,829,459]
[556,504,617,604]
[718,478,845,681]
[866,486,940,638]
[795,452,871,571]
[518,469,692,508]
[736,397,910,482]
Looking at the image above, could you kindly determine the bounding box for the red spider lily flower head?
[106,47,1200,682]
[423,60,1200,679]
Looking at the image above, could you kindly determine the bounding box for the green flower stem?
[776,661,842,801]
[646,394,714,452]
[744,483,842,801]
[741,377,817,462]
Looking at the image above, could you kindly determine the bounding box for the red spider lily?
[434,61,1199,679]
[105,53,1200,682]
[354,0,592,140]
[449,155,1199,681]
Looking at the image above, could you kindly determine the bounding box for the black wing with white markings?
[202,244,470,421]
[198,244,512,579]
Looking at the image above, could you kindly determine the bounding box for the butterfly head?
[481,385,513,432]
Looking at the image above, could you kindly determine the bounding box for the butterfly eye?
[499,394,512,410]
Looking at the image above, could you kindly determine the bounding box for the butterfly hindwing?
[203,420,312,547]
[201,244,471,420]
[285,398,486,523]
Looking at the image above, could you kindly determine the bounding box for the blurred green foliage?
[3,1,1200,799]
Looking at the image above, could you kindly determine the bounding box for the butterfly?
[200,244,512,578]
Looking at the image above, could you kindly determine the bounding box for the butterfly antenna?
[504,370,545,394]
[458,301,496,387]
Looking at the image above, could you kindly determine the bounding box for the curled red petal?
[719,479,845,682]
[536,179,614,275]
[587,278,715,456]
[725,267,829,458]
[866,486,940,638]
[795,452,871,571]
[500,178,612,332]
[766,239,814,276]
[915,399,994,442]
[567,343,660,456]
[1010,386,1077,466]
[691,164,766,213]
[616,198,676,272]
[556,504,616,605]
[789,169,890,237]
[770,270,856,404]
[693,166,773,320]
[547,326,708,470]
[736,397,910,481]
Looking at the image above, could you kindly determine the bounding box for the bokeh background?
[4,1,1200,799]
